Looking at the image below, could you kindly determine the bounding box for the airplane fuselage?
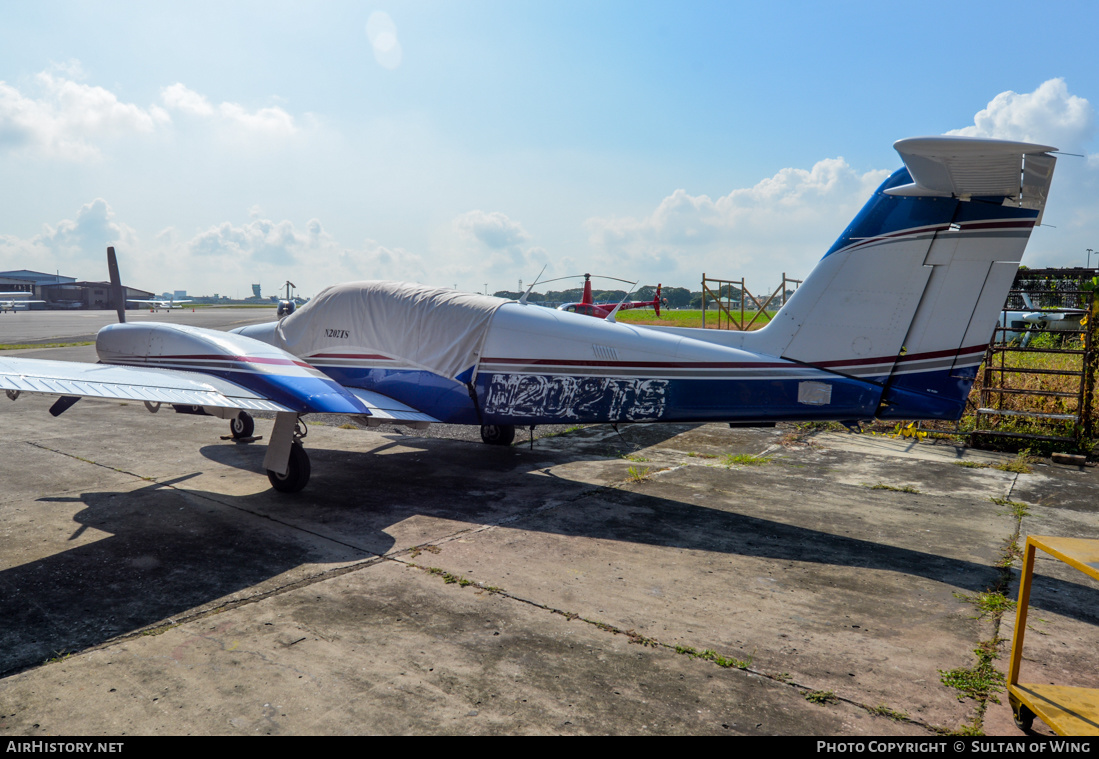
[232,304,887,427]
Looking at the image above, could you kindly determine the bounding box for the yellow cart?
[1008,535,1099,734]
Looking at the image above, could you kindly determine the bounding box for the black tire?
[480,424,516,446]
[1013,704,1035,731]
[267,442,311,493]
[230,411,255,439]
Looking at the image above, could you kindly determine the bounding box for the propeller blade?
[107,247,126,324]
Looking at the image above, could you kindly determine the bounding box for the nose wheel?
[230,411,255,439]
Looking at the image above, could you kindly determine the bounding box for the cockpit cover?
[275,281,508,380]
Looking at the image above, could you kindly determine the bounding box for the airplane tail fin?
[739,136,1058,420]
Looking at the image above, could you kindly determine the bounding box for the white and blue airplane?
[0,292,45,313]
[0,136,1058,492]
[127,297,192,312]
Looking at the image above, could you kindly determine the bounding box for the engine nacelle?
[95,322,369,415]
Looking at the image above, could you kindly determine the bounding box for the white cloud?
[161,83,214,116]
[0,72,168,160]
[454,210,531,249]
[179,216,428,289]
[160,83,297,137]
[947,78,1094,151]
[35,198,138,258]
[585,159,889,284]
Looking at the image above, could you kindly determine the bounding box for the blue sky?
[2,1,1098,298]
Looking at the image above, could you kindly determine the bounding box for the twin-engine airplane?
[0,136,1058,493]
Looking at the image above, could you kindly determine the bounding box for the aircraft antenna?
[106,247,126,324]
[605,280,638,324]
[519,265,547,305]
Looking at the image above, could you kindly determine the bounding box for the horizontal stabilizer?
[0,356,291,412]
[887,136,1057,211]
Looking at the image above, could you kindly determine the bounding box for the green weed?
[724,453,772,467]
[990,497,1029,519]
[939,642,1004,704]
[868,704,908,721]
[992,452,1034,474]
[867,483,920,493]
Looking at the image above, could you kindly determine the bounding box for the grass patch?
[867,483,920,493]
[804,690,837,705]
[939,641,1005,704]
[675,645,752,670]
[867,704,908,721]
[954,590,1016,617]
[687,451,718,459]
[615,309,776,330]
[425,566,474,587]
[626,465,651,482]
[0,341,95,351]
[992,452,1034,474]
[954,461,991,469]
[990,496,1030,519]
[724,453,772,467]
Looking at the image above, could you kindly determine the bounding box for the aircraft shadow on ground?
[3,426,1096,678]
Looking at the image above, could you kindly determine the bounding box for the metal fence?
[700,273,801,330]
[974,268,1097,446]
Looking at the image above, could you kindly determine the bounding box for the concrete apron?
[1,396,1097,736]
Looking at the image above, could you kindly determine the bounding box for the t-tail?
[732,136,1058,421]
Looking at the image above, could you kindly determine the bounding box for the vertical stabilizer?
[739,136,1057,420]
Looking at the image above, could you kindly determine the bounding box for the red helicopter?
[553,273,664,320]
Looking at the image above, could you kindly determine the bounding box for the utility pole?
[1088,248,1094,269]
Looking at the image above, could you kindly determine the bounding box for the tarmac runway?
[0,306,277,345]
[1,311,1098,736]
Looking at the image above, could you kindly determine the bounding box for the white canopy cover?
[275,281,508,380]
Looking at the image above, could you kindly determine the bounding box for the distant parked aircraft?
[555,274,664,320]
[127,298,192,312]
[0,293,45,313]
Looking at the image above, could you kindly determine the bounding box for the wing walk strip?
[0,373,288,411]
[0,357,291,411]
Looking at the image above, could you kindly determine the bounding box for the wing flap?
[0,356,291,412]
[345,387,439,423]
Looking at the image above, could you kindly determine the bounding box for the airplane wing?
[0,356,291,412]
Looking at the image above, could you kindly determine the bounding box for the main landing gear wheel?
[480,424,516,446]
[267,441,311,493]
[230,411,255,439]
